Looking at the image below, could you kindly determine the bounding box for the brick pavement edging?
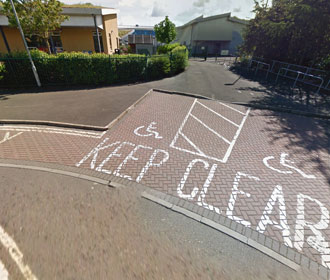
[106,89,153,129]
[153,88,330,120]
[139,188,330,280]
[0,120,107,131]
[0,158,329,279]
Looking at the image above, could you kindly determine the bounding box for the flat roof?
[118,25,154,30]
[62,7,117,16]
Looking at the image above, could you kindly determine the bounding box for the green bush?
[146,55,171,80]
[0,49,188,86]
[157,43,180,54]
[0,62,5,81]
[319,55,330,72]
[170,46,188,74]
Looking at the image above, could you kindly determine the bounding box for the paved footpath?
[0,90,329,275]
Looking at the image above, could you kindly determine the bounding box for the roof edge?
[177,12,248,28]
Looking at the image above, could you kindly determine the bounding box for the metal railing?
[276,68,324,94]
[245,58,330,93]
[250,60,270,78]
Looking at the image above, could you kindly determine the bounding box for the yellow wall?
[102,14,119,54]
[0,14,119,54]
[61,27,95,52]
[0,27,25,53]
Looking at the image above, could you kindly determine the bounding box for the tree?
[2,0,68,53]
[154,16,176,44]
[240,0,330,68]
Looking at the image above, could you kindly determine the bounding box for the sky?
[62,0,256,26]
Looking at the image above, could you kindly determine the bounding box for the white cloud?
[62,0,255,26]
[193,0,210,8]
[118,0,136,7]
[151,2,167,17]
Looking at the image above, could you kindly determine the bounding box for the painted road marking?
[0,125,106,139]
[170,99,250,163]
[190,114,231,144]
[218,101,246,115]
[0,132,23,144]
[196,101,240,127]
[263,152,316,179]
[134,122,163,139]
[0,260,8,280]
[0,224,37,280]
[22,90,327,269]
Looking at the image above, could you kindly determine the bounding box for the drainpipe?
[0,26,11,53]
[93,14,101,53]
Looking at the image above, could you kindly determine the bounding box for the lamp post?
[9,0,41,87]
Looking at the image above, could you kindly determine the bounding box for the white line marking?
[170,99,197,148]
[0,225,37,280]
[190,114,231,144]
[0,260,8,280]
[222,108,251,163]
[180,132,206,156]
[170,100,250,163]
[196,101,240,127]
[0,132,23,144]
[218,101,247,115]
[170,145,229,163]
[0,126,101,135]
[0,126,105,139]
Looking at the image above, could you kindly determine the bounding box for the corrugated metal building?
[176,13,248,56]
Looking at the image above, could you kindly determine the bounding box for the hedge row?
[0,48,188,86]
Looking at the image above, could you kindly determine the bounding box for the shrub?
[319,55,330,72]
[0,62,5,81]
[0,49,188,86]
[111,54,146,83]
[146,55,171,80]
[170,46,188,74]
[157,43,180,54]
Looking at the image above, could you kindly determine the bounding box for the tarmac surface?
[0,60,307,127]
[0,61,329,279]
[0,167,321,280]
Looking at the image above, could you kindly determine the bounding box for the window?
[93,31,104,53]
[49,31,63,53]
[109,33,112,50]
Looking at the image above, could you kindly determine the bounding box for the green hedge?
[157,43,181,54]
[0,49,188,87]
[170,46,189,74]
[147,55,171,80]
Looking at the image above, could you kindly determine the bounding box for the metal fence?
[244,58,330,93]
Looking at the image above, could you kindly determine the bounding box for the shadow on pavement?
[231,67,330,116]
[224,75,241,86]
[259,110,330,184]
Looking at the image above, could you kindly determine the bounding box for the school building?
[0,6,119,54]
[119,25,158,55]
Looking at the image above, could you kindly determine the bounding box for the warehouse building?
[176,12,248,56]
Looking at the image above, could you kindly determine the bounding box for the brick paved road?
[0,90,329,270]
